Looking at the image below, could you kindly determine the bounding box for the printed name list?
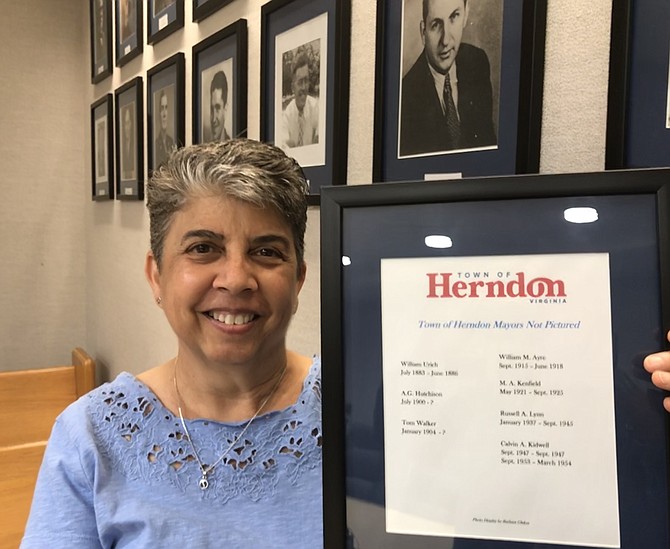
[381,253,620,547]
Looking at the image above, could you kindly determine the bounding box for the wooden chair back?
[0,347,96,548]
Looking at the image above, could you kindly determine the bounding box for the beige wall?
[1,1,613,378]
[0,0,89,371]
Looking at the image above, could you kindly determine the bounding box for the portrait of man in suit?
[154,87,176,169]
[154,0,175,16]
[399,0,498,157]
[202,68,232,142]
[94,0,106,65]
[210,70,230,141]
[119,0,135,43]
[96,118,106,179]
[120,104,135,180]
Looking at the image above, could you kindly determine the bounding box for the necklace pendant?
[198,475,209,490]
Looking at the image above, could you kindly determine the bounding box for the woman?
[22,139,322,547]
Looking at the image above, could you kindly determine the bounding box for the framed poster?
[91,94,114,200]
[320,169,670,548]
[193,0,234,22]
[192,19,248,144]
[373,0,546,181]
[606,0,670,169]
[147,53,185,174]
[115,0,142,66]
[260,0,351,204]
[114,77,143,200]
[147,0,184,44]
[90,0,112,83]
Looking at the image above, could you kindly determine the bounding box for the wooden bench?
[0,347,96,548]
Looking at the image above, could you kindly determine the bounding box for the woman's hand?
[644,330,670,412]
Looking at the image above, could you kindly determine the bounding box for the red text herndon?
[426,272,567,299]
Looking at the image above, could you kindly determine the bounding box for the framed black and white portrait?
[147,53,185,174]
[114,77,143,200]
[193,0,235,22]
[192,19,248,144]
[115,0,142,66]
[148,0,184,44]
[91,94,114,200]
[261,0,351,204]
[606,0,670,169]
[374,0,546,181]
[276,20,327,166]
[398,0,502,158]
[90,0,112,83]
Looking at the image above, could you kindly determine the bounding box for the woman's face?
[146,194,306,369]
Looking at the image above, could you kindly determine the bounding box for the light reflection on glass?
[341,255,352,266]
[425,235,453,249]
[564,207,598,224]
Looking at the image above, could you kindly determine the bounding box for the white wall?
[1,0,614,378]
[0,0,89,371]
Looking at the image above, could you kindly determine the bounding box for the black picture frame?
[373,0,546,182]
[193,0,234,22]
[260,0,351,205]
[147,53,185,175]
[114,77,144,200]
[606,0,670,169]
[192,19,248,144]
[115,0,143,67]
[320,170,670,548]
[91,94,114,201]
[147,0,184,45]
[90,0,112,83]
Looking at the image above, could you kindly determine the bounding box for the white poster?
[381,253,620,547]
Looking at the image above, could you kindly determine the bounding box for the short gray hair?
[147,139,309,270]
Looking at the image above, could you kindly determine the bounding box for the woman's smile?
[147,193,306,368]
[204,311,257,325]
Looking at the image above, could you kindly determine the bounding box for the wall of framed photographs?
[2,0,619,373]
[90,0,351,203]
[88,1,615,206]
[86,0,346,375]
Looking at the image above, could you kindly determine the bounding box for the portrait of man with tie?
[399,0,499,157]
[93,0,107,66]
[120,103,136,181]
[280,46,320,151]
[153,86,176,169]
[201,61,233,143]
[119,0,135,43]
[154,0,175,16]
[95,118,106,180]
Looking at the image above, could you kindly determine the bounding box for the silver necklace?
[173,361,287,490]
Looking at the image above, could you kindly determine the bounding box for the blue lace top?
[21,358,323,548]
